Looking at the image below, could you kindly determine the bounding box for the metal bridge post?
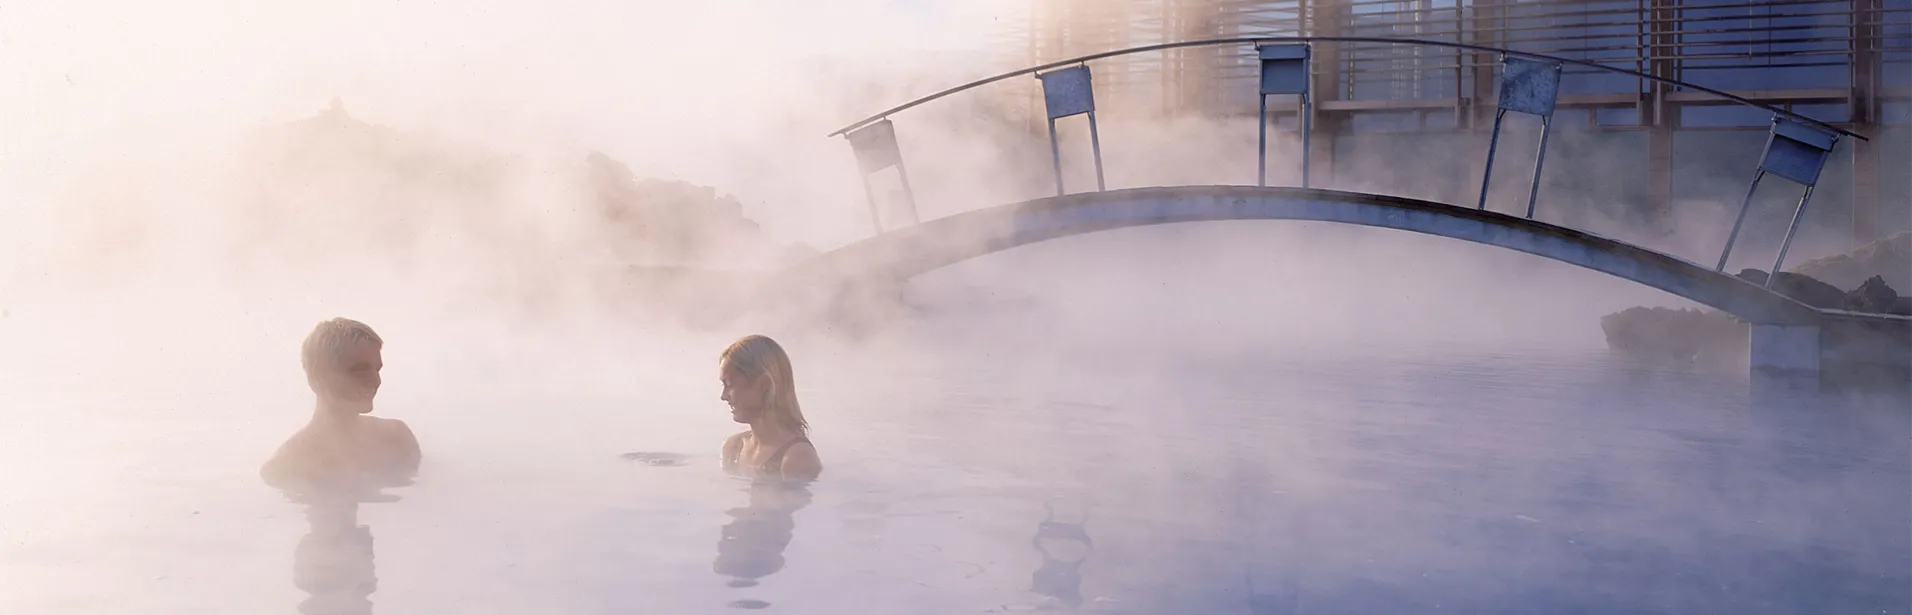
[1477,55,1561,217]
[1302,93,1313,189]
[1258,93,1269,188]
[843,119,916,234]
[893,156,922,225]
[1525,115,1552,219]
[1477,108,1506,210]
[1769,185,1818,288]
[1256,44,1312,188]
[1714,116,1840,285]
[1047,117,1065,196]
[1088,110,1106,192]
[856,176,883,235]
[1037,64,1101,196]
[1717,169,1767,272]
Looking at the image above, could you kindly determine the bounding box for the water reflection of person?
[291,492,381,615]
[1030,498,1094,609]
[717,335,821,483]
[260,319,420,615]
[713,478,815,590]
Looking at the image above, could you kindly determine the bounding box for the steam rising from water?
[2,2,1906,614]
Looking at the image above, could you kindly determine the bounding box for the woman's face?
[720,360,768,424]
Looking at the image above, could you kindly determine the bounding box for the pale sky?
[0,0,1024,246]
[0,0,1008,140]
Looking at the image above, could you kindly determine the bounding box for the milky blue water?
[1,226,1906,614]
[3,314,1905,615]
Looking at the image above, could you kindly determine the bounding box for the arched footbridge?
[768,37,1909,375]
[772,185,1829,326]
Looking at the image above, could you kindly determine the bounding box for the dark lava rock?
[1604,234,1909,360]
[1847,275,1904,314]
[1736,269,1849,310]
[1790,231,1911,291]
[1600,306,1748,362]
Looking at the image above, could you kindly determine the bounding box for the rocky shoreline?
[1601,232,1911,363]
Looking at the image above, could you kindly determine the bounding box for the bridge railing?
[831,37,1860,289]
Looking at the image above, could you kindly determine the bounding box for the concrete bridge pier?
[1749,324,1820,374]
[1752,318,1912,387]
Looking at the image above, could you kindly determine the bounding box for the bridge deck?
[773,185,1908,328]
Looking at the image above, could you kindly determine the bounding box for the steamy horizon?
[1,3,1907,613]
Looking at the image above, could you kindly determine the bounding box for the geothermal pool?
[0,295,1905,615]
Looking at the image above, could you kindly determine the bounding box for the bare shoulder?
[786,440,820,467]
[263,423,322,464]
[780,439,823,482]
[259,424,324,489]
[721,431,749,468]
[723,431,751,455]
[364,416,414,437]
[360,416,418,450]
[259,440,296,488]
[370,416,420,455]
[360,416,421,485]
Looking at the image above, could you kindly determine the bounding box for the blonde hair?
[301,317,382,373]
[720,335,807,432]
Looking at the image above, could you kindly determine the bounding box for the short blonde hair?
[301,318,382,373]
[720,335,807,432]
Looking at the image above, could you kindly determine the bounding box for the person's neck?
[748,420,797,445]
[311,399,370,424]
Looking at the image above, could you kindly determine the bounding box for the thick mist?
[3,3,1905,614]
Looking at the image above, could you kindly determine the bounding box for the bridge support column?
[1820,317,1912,385]
[1852,131,1880,245]
[1749,319,1912,382]
[1749,324,1820,374]
[1852,0,1883,245]
[1644,0,1681,237]
[1645,107,1677,235]
[1307,2,1343,189]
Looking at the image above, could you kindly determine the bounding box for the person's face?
[315,340,383,410]
[719,361,768,424]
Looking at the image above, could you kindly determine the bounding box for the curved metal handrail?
[827,35,1863,141]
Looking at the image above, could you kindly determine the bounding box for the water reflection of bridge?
[804,37,1910,378]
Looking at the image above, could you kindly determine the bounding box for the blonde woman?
[718,335,821,482]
